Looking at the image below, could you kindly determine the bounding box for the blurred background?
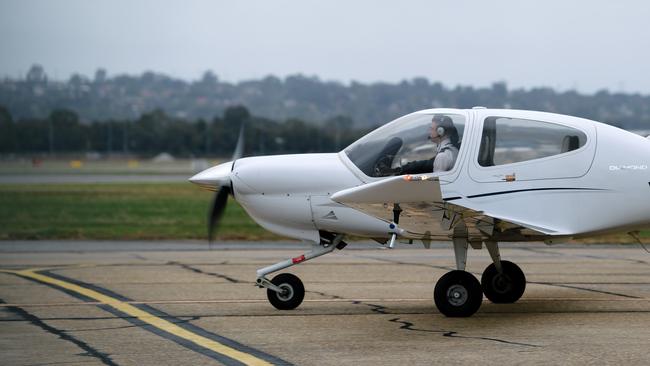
[1,0,650,241]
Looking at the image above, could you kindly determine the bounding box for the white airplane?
[189,107,650,317]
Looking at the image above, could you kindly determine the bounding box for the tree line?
[3,65,650,130]
[0,105,371,157]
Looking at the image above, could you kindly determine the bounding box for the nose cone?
[189,161,233,191]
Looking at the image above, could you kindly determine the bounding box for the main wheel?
[267,273,305,310]
[481,260,526,303]
[434,270,483,317]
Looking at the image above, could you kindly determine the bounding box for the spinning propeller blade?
[207,123,245,242]
[232,123,245,160]
[208,185,231,242]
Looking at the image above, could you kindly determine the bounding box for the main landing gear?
[256,234,347,310]
[433,239,526,317]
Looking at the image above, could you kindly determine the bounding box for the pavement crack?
[306,290,344,299]
[388,317,540,348]
[168,261,243,283]
[307,289,389,314]
[353,301,389,314]
[0,299,119,366]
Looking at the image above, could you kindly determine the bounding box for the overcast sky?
[2,0,650,93]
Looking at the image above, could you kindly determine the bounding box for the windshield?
[344,112,466,177]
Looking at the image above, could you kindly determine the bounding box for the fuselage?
[191,108,650,244]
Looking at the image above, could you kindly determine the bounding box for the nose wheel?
[481,260,526,303]
[266,273,305,310]
[433,270,483,317]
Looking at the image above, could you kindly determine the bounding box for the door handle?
[501,173,516,182]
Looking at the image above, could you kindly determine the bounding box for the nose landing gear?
[256,233,346,310]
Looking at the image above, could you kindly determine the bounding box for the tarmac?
[1,241,650,365]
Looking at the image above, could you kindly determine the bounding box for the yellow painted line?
[0,264,96,274]
[10,269,272,366]
[1,267,57,273]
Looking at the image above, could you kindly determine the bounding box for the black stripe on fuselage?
[442,196,462,201]
[442,188,603,201]
[466,187,603,199]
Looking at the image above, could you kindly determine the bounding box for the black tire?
[267,273,305,310]
[434,270,483,317]
[481,260,526,304]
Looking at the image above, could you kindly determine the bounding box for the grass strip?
[0,183,280,240]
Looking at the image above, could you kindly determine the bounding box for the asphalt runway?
[2,241,650,365]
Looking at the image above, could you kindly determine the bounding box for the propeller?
[207,124,245,242]
[207,184,231,242]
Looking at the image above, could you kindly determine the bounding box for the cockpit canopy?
[344,112,466,177]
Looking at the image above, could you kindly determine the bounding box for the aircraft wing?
[331,174,551,242]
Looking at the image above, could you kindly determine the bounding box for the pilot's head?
[430,115,455,141]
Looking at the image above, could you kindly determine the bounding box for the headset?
[433,115,450,137]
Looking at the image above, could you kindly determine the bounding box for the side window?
[478,117,587,167]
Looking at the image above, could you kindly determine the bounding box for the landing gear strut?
[256,234,346,310]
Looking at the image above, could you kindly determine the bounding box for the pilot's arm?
[399,158,434,174]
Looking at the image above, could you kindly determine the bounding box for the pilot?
[399,114,460,174]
